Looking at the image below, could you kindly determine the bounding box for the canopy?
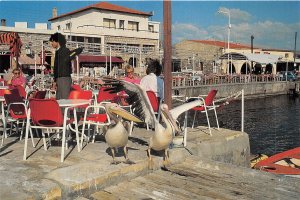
[219,52,280,64]
[15,55,48,65]
[243,53,280,64]
[79,55,124,63]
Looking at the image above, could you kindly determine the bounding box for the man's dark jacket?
[54,45,72,82]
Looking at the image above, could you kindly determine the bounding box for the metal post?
[228,12,231,75]
[34,53,37,76]
[218,10,231,75]
[132,53,135,68]
[105,52,108,76]
[139,47,142,76]
[286,61,288,81]
[251,35,254,72]
[294,32,297,63]
[109,46,112,76]
[241,89,244,132]
[76,43,79,82]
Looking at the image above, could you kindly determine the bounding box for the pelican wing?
[102,78,157,126]
[169,99,203,120]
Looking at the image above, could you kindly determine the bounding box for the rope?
[214,90,243,110]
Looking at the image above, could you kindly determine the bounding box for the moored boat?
[254,147,300,175]
[250,154,268,168]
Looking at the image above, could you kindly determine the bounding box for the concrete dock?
[0,126,299,199]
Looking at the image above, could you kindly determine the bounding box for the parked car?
[278,71,296,81]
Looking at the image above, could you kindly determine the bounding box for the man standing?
[49,32,72,99]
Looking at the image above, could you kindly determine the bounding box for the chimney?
[1,19,6,26]
[52,7,57,18]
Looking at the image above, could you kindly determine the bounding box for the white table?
[57,99,90,151]
[57,99,91,107]
[0,86,9,90]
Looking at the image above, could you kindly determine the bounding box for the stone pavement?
[0,126,250,199]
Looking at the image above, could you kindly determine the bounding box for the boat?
[254,147,300,175]
[250,154,268,168]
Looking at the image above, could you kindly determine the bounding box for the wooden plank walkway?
[91,156,300,200]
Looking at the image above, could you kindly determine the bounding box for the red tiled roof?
[49,2,152,21]
[188,40,252,49]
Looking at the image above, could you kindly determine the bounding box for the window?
[103,18,116,29]
[87,37,101,44]
[148,25,154,32]
[66,23,71,30]
[57,25,61,31]
[142,45,155,53]
[71,36,84,42]
[119,20,124,29]
[128,21,139,31]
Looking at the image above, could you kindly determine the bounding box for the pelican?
[103,103,143,164]
[102,78,203,164]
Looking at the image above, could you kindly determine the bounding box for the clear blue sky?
[1,0,300,50]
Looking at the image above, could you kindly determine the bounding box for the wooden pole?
[163,0,172,108]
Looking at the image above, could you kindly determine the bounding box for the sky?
[0,0,300,50]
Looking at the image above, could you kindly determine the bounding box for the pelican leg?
[147,147,155,170]
[163,148,171,167]
[123,145,135,165]
[147,147,152,161]
[110,147,120,165]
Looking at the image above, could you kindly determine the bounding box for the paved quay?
[0,126,298,199]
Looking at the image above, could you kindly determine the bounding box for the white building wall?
[51,9,159,40]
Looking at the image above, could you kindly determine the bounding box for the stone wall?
[174,81,294,99]
[174,40,223,73]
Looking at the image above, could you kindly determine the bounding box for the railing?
[172,74,287,87]
[66,41,157,55]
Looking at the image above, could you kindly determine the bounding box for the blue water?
[184,95,300,156]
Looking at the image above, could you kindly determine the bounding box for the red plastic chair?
[69,90,92,101]
[146,91,160,113]
[33,90,47,99]
[23,98,77,162]
[97,86,118,104]
[14,85,27,99]
[80,104,111,148]
[71,84,82,91]
[188,89,219,135]
[146,90,163,130]
[1,92,34,147]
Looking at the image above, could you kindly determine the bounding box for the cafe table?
[57,99,91,151]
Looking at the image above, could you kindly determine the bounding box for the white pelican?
[102,78,203,164]
[103,103,143,164]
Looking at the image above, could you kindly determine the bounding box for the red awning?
[79,55,123,63]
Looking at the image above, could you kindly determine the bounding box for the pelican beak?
[109,106,143,123]
[161,109,180,133]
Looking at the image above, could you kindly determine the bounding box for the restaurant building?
[174,40,296,75]
[0,1,160,74]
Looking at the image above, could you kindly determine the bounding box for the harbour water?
[185,94,300,156]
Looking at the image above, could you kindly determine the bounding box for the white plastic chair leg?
[204,109,212,136]
[29,128,35,148]
[192,111,197,129]
[129,121,133,136]
[41,130,47,151]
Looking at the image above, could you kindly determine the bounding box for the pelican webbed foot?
[124,159,135,165]
[111,160,121,165]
